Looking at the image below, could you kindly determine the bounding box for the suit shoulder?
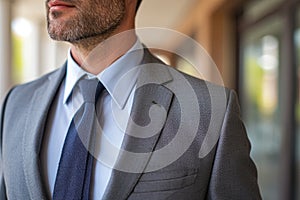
[170,66,231,97]
[3,66,65,109]
[9,66,65,97]
[15,67,64,90]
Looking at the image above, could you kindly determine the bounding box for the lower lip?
[49,5,75,12]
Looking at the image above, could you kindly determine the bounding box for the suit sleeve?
[207,90,262,200]
[0,89,14,200]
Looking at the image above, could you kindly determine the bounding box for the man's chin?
[47,23,72,42]
[48,30,69,42]
[48,31,83,43]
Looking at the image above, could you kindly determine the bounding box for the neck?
[70,26,137,75]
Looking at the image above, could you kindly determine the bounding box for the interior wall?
[154,0,245,89]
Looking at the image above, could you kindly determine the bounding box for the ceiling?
[13,0,197,28]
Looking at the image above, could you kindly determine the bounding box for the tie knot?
[78,78,103,103]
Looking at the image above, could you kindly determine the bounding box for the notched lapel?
[22,65,66,200]
[103,71,175,200]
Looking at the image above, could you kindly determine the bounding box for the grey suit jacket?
[0,50,261,200]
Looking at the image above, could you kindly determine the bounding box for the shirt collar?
[64,39,144,109]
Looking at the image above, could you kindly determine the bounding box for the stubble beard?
[47,0,125,44]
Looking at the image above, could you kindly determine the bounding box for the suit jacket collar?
[22,64,66,200]
[103,50,175,200]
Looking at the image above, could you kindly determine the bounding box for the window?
[240,17,282,200]
[295,8,300,200]
[239,0,300,199]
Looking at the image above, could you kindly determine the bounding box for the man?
[0,0,262,199]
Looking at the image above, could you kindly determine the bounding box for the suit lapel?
[22,64,66,200]
[103,59,175,200]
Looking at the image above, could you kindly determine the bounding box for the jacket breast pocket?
[133,168,198,193]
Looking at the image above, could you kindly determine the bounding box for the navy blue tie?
[53,79,103,200]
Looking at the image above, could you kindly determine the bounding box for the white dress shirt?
[41,40,144,199]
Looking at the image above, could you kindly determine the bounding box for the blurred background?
[0,0,299,199]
